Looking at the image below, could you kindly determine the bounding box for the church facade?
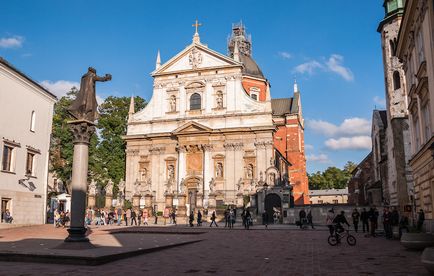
[124,23,308,218]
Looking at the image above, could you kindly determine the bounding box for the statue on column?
[88,180,97,196]
[209,177,216,193]
[118,179,125,199]
[179,178,185,194]
[68,67,112,121]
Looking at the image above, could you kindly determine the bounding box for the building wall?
[0,61,56,224]
[398,0,434,231]
[309,194,348,205]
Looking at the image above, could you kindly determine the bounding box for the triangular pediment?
[152,43,242,76]
[172,121,213,134]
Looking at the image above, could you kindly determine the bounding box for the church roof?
[239,53,265,79]
[271,97,298,116]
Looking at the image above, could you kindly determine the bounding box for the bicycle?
[328,225,357,246]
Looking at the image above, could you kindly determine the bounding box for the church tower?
[378,0,412,210]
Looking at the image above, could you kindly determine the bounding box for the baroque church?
[124,22,308,219]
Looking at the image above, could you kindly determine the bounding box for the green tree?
[308,161,356,190]
[96,96,146,187]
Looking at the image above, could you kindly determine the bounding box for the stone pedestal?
[177,193,187,217]
[196,192,204,211]
[105,194,113,209]
[165,193,174,208]
[87,195,95,208]
[236,193,244,208]
[65,120,95,243]
[144,193,153,214]
[132,194,141,209]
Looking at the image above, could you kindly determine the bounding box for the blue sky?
[1,1,387,173]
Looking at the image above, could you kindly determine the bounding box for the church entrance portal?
[264,193,282,224]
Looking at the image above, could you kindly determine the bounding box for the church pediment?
[152,44,242,76]
[172,121,212,134]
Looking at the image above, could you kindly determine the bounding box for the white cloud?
[40,80,79,98]
[0,36,24,49]
[325,136,372,150]
[325,54,354,81]
[306,153,331,163]
[305,144,314,151]
[278,51,292,60]
[373,96,386,108]
[293,54,354,81]
[293,60,323,75]
[306,117,370,137]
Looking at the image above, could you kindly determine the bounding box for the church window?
[422,100,431,143]
[251,94,258,100]
[26,152,35,176]
[169,95,176,112]
[389,39,397,57]
[30,111,36,132]
[393,71,401,90]
[190,93,201,110]
[2,144,15,172]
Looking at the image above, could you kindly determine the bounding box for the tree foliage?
[50,91,146,192]
[308,161,356,190]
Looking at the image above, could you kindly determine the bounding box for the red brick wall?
[273,115,309,205]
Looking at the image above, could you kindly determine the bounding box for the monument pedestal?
[177,193,187,224]
[105,194,113,209]
[87,195,95,208]
[236,193,244,208]
[165,193,174,208]
[144,193,153,214]
[208,193,217,219]
[196,192,204,212]
[65,120,95,243]
[132,194,141,209]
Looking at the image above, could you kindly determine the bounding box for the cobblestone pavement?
[0,224,428,276]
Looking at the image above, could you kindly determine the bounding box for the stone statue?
[179,178,185,193]
[105,179,114,195]
[236,178,243,192]
[165,178,174,194]
[216,92,223,108]
[168,165,175,180]
[269,173,275,186]
[169,96,176,112]
[209,177,216,193]
[134,179,141,195]
[88,180,97,195]
[246,164,253,179]
[216,162,223,178]
[140,168,148,181]
[146,178,152,193]
[118,179,125,198]
[68,67,112,122]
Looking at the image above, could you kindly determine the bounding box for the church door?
[264,193,282,224]
[187,189,197,212]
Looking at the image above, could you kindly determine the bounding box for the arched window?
[393,71,401,90]
[190,93,201,110]
[30,111,36,132]
[251,94,258,100]
[389,39,397,57]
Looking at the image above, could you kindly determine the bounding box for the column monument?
[65,67,111,242]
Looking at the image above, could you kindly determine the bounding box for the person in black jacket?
[333,211,350,243]
[361,208,369,233]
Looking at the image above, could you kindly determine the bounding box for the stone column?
[105,194,113,209]
[87,195,95,208]
[65,120,95,243]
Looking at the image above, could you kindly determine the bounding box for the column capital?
[68,120,96,145]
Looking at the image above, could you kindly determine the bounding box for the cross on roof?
[192,19,202,34]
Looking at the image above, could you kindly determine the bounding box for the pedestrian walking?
[245,210,252,230]
[197,210,202,226]
[299,209,306,229]
[351,208,360,233]
[224,208,229,227]
[228,209,234,229]
[131,209,137,226]
[209,211,218,227]
[126,208,132,226]
[383,207,392,239]
[361,208,369,233]
[171,209,177,225]
[189,211,194,227]
[307,210,315,229]
[153,209,158,225]
[143,209,149,226]
[116,207,122,226]
[138,209,143,226]
[368,206,379,237]
[262,211,269,229]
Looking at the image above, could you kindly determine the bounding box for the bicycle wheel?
[347,235,357,246]
[328,235,338,246]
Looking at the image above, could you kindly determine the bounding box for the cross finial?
[192,19,202,34]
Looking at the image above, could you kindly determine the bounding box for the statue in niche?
[269,173,275,186]
[140,167,148,181]
[209,177,216,193]
[169,95,176,112]
[167,165,175,180]
[216,91,223,109]
[105,179,114,195]
[246,164,253,179]
[179,178,185,194]
[216,162,223,178]
[118,180,125,198]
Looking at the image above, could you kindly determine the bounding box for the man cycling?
[332,211,350,243]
